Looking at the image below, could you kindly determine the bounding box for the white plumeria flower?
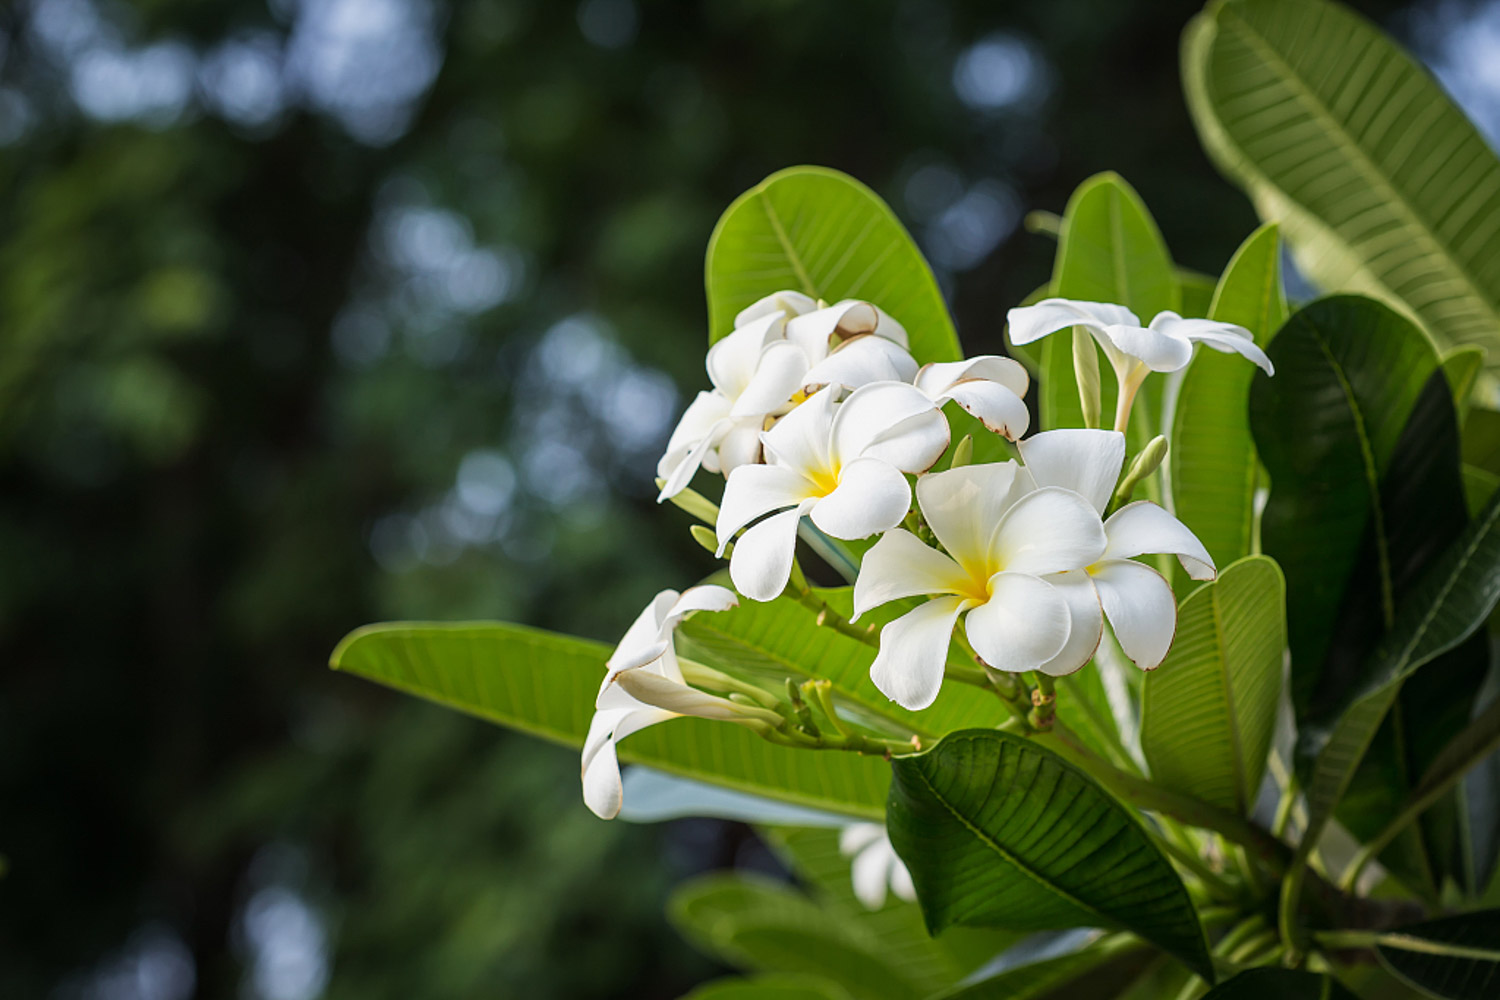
[913,356,1031,440]
[717,381,950,602]
[656,292,817,500]
[839,823,915,910]
[788,299,918,389]
[852,462,1108,710]
[1006,298,1274,430]
[582,585,772,820]
[1018,429,1217,672]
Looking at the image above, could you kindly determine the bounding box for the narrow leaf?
[1375,910,1500,1000]
[887,729,1213,980]
[1141,556,1286,814]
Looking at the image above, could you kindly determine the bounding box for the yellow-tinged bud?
[657,479,720,525]
[690,524,722,556]
[949,435,974,469]
[1072,327,1102,430]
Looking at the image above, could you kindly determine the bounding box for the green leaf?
[330,622,888,819]
[886,729,1213,981]
[1443,347,1487,419]
[1200,968,1358,1000]
[1295,488,1500,867]
[1170,224,1286,572]
[1140,556,1286,814]
[762,826,1007,994]
[1183,0,1500,373]
[681,976,852,1000]
[705,166,960,364]
[678,587,1002,742]
[1039,173,1178,434]
[1248,295,1442,714]
[930,935,1141,1000]
[1178,268,1219,319]
[1374,910,1500,999]
[669,873,927,1000]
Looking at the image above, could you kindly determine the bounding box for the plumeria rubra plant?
[332,1,1500,996]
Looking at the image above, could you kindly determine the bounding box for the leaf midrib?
[1220,5,1500,332]
[757,189,818,299]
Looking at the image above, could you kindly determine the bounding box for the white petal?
[733,289,817,329]
[914,356,1030,399]
[964,573,1071,673]
[858,408,951,474]
[707,312,784,396]
[870,595,972,710]
[852,529,970,620]
[1017,429,1127,514]
[802,334,918,390]
[606,590,680,674]
[1006,298,1141,345]
[785,300,882,362]
[613,668,746,719]
[716,464,813,551]
[1034,570,1104,677]
[828,381,939,466]
[839,822,885,856]
[889,856,916,902]
[664,585,738,626]
[1091,558,1177,669]
[915,462,1024,576]
[657,421,730,501]
[729,340,809,417]
[850,841,891,909]
[1152,313,1275,375]
[990,487,1108,576]
[582,732,624,819]
[809,457,913,540]
[761,384,837,472]
[938,379,1031,440]
[1103,322,1193,372]
[729,505,805,601]
[660,391,732,462]
[1103,501,1216,580]
[715,421,764,473]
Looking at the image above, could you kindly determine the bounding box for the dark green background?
[0,0,1448,996]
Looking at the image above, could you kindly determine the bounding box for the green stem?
[1315,929,1500,963]
[1158,836,1240,902]
[1028,672,1058,731]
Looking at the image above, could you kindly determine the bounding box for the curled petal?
[989,487,1108,576]
[714,421,764,473]
[915,462,1024,577]
[1103,501,1216,580]
[858,408,951,474]
[582,729,624,819]
[829,381,940,465]
[852,529,969,620]
[803,333,918,390]
[656,421,728,501]
[965,573,1071,673]
[733,289,817,329]
[1006,298,1141,345]
[785,300,880,361]
[1103,323,1193,372]
[1090,558,1177,669]
[1017,429,1127,515]
[1034,570,1104,677]
[606,590,681,675]
[729,340,809,417]
[870,595,972,710]
[663,585,738,628]
[1152,313,1275,375]
[809,457,913,541]
[915,356,1029,399]
[729,505,807,601]
[707,312,784,396]
[838,822,885,856]
[761,384,837,472]
[717,464,814,551]
[938,379,1030,440]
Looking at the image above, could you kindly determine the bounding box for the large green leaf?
[1200,968,1357,1000]
[1294,488,1500,870]
[1038,173,1179,436]
[886,729,1213,980]
[1183,0,1500,372]
[1170,224,1286,572]
[669,873,926,1000]
[678,587,1002,742]
[1374,910,1500,1000]
[1248,295,1442,714]
[1140,556,1285,814]
[330,622,888,819]
[931,936,1142,1000]
[705,166,960,364]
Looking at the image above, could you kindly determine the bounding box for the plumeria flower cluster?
[585,293,1270,818]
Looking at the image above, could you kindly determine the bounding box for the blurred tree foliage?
[0,0,1410,997]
